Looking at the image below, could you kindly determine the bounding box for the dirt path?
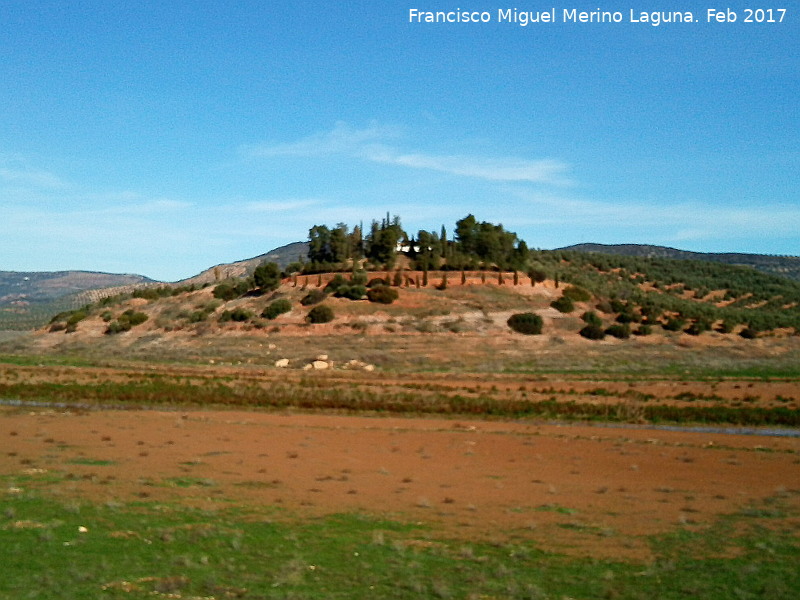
[3,407,798,560]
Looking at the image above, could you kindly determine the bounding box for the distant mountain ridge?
[0,245,311,330]
[0,270,156,330]
[0,270,155,303]
[558,243,800,281]
[178,242,309,285]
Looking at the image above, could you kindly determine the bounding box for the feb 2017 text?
[407,8,788,26]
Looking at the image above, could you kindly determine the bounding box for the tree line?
[303,214,530,273]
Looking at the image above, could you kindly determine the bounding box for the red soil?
[3,408,798,560]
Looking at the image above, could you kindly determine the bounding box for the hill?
[178,242,309,286]
[0,215,800,332]
[0,271,156,330]
[559,243,800,281]
[21,246,799,368]
[0,244,309,331]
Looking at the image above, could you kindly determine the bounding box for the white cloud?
[366,150,572,185]
[246,121,399,158]
[508,189,800,243]
[242,198,321,212]
[245,122,573,186]
[0,164,67,189]
[96,197,195,215]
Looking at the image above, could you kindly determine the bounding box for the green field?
[2,480,798,599]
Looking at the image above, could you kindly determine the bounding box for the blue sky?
[2,1,798,281]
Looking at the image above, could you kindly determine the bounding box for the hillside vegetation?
[561,243,800,281]
[22,215,796,367]
[5,217,799,332]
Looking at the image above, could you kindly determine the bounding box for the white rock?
[302,364,313,371]
[312,360,329,370]
[316,354,328,361]
[363,364,375,372]
[274,358,290,368]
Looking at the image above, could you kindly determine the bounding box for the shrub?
[213,282,236,301]
[605,323,631,339]
[307,305,334,324]
[104,310,148,334]
[253,262,281,292]
[219,308,253,323]
[640,304,662,322]
[105,320,128,335]
[581,311,602,327]
[285,261,303,274]
[528,268,547,283]
[367,285,399,304]
[188,310,208,323]
[367,277,389,288]
[685,319,711,336]
[121,309,149,327]
[739,327,758,339]
[335,284,366,300]
[579,324,606,340]
[610,299,627,313]
[562,286,591,302]
[634,324,652,336]
[551,296,574,313]
[187,300,220,323]
[324,274,349,294]
[261,299,292,320]
[65,309,88,333]
[595,300,614,314]
[66,310,88,327]
[300,289,327,306]
[323,274,366,300]
[615,310,641,324]
[507,312,544,335]
[49,310,73,324]
[717,320,735,334]
[213,280,250,301]
[663,316,686,332]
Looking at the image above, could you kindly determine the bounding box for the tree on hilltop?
[365,214,405,268]
[253,261,281,293]
[454,214,527,270]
